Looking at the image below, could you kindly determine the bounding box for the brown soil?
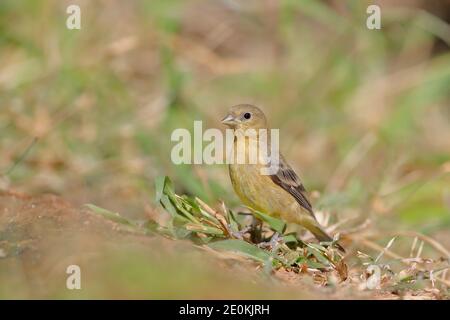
[0,190,445,299]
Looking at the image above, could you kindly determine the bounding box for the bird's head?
[221,104,268,130]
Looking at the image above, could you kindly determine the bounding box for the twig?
[357,237,450,287]
[375,237,397,263]
[392,231,450,259]
[410,237,418,258]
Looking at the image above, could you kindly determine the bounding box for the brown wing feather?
[269,155,316,218]
[268,156,345,252]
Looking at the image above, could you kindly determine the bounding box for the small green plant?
[87,176,348,281]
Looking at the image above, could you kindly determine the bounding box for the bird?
[221,104,344,252]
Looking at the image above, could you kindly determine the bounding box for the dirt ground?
[0,190,316,299]
[0,190,446,300]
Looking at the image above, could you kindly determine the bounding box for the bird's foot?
[270,232,282,248]
[231,225,252,240]
[257,232,283,251]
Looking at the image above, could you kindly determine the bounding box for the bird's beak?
[221,114,238,126]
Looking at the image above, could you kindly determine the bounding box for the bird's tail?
[304,220,345,253]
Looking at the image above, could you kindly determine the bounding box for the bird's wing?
[269,155,316,218]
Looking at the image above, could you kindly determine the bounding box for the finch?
[222,104,344,251]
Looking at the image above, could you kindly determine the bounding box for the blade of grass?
[208,239,272,264]
[246,206,286,234]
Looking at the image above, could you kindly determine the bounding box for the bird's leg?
[249,216,263,243]
[230,225,252,240]
[269,232,282,249]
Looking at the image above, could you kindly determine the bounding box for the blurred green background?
[0,0,449,298]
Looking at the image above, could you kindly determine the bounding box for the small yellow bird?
[222,104,344,251]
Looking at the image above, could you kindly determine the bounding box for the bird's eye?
[243,112,251,120]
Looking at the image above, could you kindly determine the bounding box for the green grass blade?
[246,206,286,234]
[208,239,271,263]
